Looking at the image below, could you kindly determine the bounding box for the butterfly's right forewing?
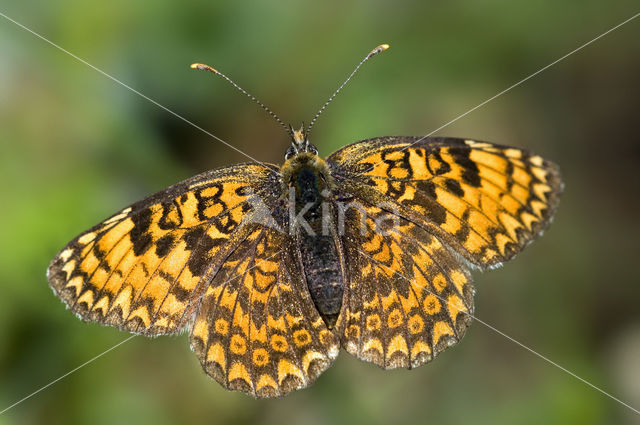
[47,163,280,336]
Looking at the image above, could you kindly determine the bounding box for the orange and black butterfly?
[48,45,562,397]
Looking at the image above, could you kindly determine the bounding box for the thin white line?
[0,335,136,415]
[0,11,266,166]
[357,249,640,415]
[470,314,640,415]
[359,11,640,176]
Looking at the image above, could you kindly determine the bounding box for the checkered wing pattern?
[47,164,279,335]
[190,226,339,397]
[328,136,562,367]
[329,137,562,268]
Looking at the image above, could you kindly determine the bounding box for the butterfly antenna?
[306,43,389,138]
[190,62,293,137]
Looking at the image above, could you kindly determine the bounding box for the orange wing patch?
[47,164,277,335]
[189,227,340,397]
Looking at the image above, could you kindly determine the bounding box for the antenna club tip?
[190,63,218,73]
[368,44,390,57]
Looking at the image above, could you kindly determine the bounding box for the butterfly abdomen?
[299,235,342,328]
[284,154,343,328]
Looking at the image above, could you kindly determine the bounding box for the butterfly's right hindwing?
[190,226,340,397]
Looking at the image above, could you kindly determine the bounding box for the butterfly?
[47,45,562,398]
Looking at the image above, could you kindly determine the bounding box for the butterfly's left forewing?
[328,136,563,268]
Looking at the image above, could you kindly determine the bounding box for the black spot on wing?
[444,178,465,197]
[155,234,176,257]
[450,147,481,187]
[183,227,218,277]
[172,283,192,303]
[416,180,437,199]
[412,180,447,225]
[158,200,184,230]
[92,244,110,272]
[426,199,447,225]
[431,150,452,175]
[130,208,153,256]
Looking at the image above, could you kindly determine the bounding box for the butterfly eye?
[307,144,318,155]
[285,145,296,160]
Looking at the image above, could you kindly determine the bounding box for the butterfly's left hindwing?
[47,163,280,336]
[336,199,474,369]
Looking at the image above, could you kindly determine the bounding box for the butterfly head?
[285,123,318,159]
[281,124,331,194]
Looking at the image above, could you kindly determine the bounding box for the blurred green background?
[1,1,639,424]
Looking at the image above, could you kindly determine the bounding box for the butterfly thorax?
[281,152,343,328]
